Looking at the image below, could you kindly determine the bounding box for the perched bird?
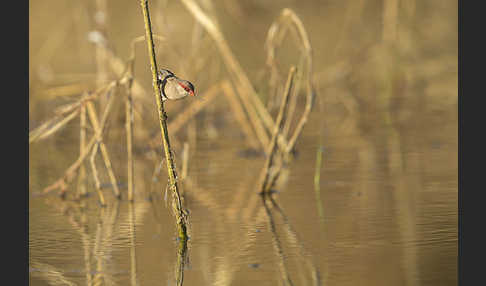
[157,69,196,101]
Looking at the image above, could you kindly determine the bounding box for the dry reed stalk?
[86,99,121,199]
[259,67,296,194]
[42,134,98,194]
[281,93,298,138]
[267,9,312,58]
[125,76,135,202]
[179,0,285,147]
[89,141,107,206]
[140,0,188,241]
[29,109,80,144]
[284,85,315,155]
[221,81,264,150]
[76,104,88,198]
[282,59,305,138]
[40,83,120,196]
[266,164,285,195]
[265,8,316,156]
[40,82,100,99]
[29,82,115,144]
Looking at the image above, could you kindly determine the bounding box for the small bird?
[157,69,196,101]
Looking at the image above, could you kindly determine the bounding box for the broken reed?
[259,66,296,194]
[139,0,188,241]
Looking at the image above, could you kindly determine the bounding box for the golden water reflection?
[29,0,457,285]
[30,105,457,285]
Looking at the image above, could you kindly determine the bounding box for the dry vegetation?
[29,1,318,208]
[29,1,457,285]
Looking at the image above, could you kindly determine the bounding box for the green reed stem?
[140,0,188,241]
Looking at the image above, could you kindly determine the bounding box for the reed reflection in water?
[30,107,457,285]
[29,0,457,285]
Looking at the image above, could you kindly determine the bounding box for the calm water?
[29,99,457,285]
[29,1,457,285]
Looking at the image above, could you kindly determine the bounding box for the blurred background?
[29,0,457,285]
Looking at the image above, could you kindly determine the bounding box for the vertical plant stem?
[282,58,305,138]
[314,146,325,224]
[259,67,296,194]
[284,84,314,155]
[126,42,138,202]
[77,104,87,198]
[90,142,107,207]
[86,101,121,199]
[41,88,116,195]
[126,84,135,202]
[175,235,188,286]
[140,0,188,240]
